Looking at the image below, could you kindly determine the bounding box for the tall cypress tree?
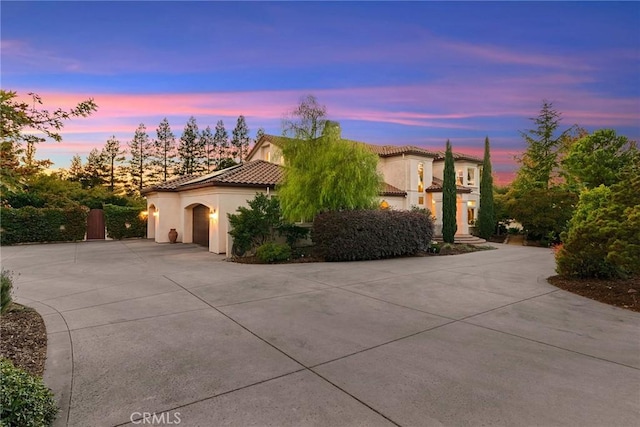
[442,139,457,243]
[477,136,495,239]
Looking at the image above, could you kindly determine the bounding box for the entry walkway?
[2,240,638,426]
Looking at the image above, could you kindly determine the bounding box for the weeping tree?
[442,139,457,243]
[477,136,495,239]
[278,120,380,222]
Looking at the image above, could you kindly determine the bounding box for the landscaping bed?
[0,304,48,377]
[547,275,640,313]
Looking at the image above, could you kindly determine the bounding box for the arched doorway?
[192,204,210,247]
[147,205,156,239]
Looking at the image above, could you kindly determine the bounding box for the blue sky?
[2,1,639,183]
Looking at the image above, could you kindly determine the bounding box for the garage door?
[192,205,210,247]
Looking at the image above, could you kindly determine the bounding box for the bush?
[0,359,58,426]
[0,206,88,245]
[556,177,640,278]
[103,205,147,239]
[256,242,292,263]
[312,209,434,262]
[228,193,309,257]
[1,270,13,314]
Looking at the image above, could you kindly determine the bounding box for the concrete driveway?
[2,240,638,426]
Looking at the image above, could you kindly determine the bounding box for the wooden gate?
[192,205,210,247]
[86,209,105,240]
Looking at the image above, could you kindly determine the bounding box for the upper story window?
[417,162,424,192]
[467,168,476,186]
[456,170,464,185]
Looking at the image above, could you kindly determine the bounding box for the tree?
[508,187,577,243]
[67,154,85,183]
[255,127,265,144]
[213,120,233,170]
[562,129,638,189]
[477,137,495,239]
[201,125,216,172]
[442,139,457,243]
[282,94,327,140]
[177,116,205,175]
[84,148,108,189]
[153,118,178,182]
[556,164,640,278]
[231,115,250,162]
[514,101,573,190]
[128,123,153,194]
[278,121,380,222]
[0,90,97,193]
[19,141,53,177]
[102,136,125,191]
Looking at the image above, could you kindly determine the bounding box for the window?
[418,196,424,205]
[417,162,424,192]
[467,200,476,225]
[467,168,476,186]
[456,170,464,185]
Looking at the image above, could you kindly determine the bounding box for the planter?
[168,228,178,244]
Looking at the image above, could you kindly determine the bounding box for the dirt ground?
[548,275,640,313]
[0,304,48,376]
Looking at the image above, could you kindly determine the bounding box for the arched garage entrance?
[192,204,210,247]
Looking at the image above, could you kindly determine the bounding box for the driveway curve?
[2,240,638,426]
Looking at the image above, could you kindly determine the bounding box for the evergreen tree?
[67,154,85,182]
[201,125,216,172]
[231,115,250,162]
[442,139,457,243]
[19,141,53,177]
[514,101,573,190]
[84,147,108,188]
[153,118,178,182]
[177,116,205,175]
[128,123,153,194]
[477,137,495,239]
[213,120,232,169]
[102,135,125,191]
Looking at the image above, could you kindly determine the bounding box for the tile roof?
[364,144,439,158]
[425,177,472,194]
[380,182,407,196]
[141,160,283,194]
[433,151,483,163]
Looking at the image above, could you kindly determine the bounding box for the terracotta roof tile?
[381,182,407,196]
[141,174,199,193]
[365,144,439,158]
[425,177,472,193]
[433,151,483,163]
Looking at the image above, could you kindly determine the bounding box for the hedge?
[312,209,434,261]
[0,206,88,245]
[103,205,147,240]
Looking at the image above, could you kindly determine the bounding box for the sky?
[2,1,639,184]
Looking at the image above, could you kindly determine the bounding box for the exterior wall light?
[210,209,218,220]
[153,211,159,217]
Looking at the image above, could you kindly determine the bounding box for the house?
[142,134,483,254]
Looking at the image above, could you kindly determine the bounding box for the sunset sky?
[2,1,639,184]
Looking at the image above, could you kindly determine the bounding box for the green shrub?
[256,242,292,263]
[1,270,13,314]
[0,359,58,427]
[228,193,308,257]
[0,206,88,245]
[312,209,434,261]
[556,177,640,278]
[103,205,147,239]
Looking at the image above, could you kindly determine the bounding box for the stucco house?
[142,134,483,254]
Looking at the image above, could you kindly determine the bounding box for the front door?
[192,205,210,247]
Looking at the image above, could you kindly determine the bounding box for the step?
[433,234,487,245]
